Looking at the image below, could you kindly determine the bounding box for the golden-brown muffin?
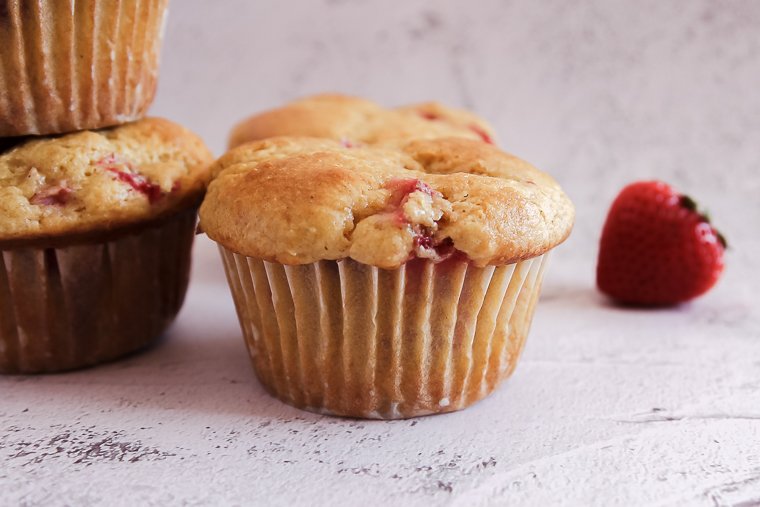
[200,136,573,419]
[0,117,211,241]
[0,0,169,136]
[202,136,573,268]
[0,118,213,374]
[228,93,497,149]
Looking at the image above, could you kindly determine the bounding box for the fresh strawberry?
[597,181,726,306]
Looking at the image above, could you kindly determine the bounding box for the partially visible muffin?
[0,118,213,373]
[0,0,169,136]
[228,94,497,149]
[200,136,573,419]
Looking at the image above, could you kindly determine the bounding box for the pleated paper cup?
[219,248,550,419]
[0,0,169,136]
[0,206,197,374]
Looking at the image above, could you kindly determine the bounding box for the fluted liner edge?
[0,0,169,136]
[220,249,549,419]
[0,207,196,374]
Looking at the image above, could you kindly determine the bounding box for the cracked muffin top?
[228,94,497,149]
[0,118,213,241]
[200,136,574,268]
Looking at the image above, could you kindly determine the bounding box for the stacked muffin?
[0,1,213,373]
[201,95,574,418]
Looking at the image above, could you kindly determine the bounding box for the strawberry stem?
[717,231,728,249]
[679,195,698,212]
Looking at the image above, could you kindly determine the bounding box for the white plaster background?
[2,1,760,506]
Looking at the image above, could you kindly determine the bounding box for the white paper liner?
[220,249,549,419]
[0,207,196,374]
[0,0,168,136]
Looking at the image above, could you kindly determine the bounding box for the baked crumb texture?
[228,93,498,149]
[0,118,213,240]
[201,137,574,269]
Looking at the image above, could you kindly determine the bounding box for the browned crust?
[0,117,214,241]
[228,93,498,149]
[200,137,575,268]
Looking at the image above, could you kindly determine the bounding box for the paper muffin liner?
[0,0,169,136]
[219,248,549,419]
[0,206,197,374]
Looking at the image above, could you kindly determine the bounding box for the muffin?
[200,136,574,419]
[228,93,497,149]
[0,0,169,136]
[0,117,213,373]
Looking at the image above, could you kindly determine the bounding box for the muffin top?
[200,137,574,268]
[228,94,497,149]
[0,118,213,241]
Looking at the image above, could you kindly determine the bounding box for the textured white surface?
[2,1,760,505]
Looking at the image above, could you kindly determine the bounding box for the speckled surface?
[2,1,760,505]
